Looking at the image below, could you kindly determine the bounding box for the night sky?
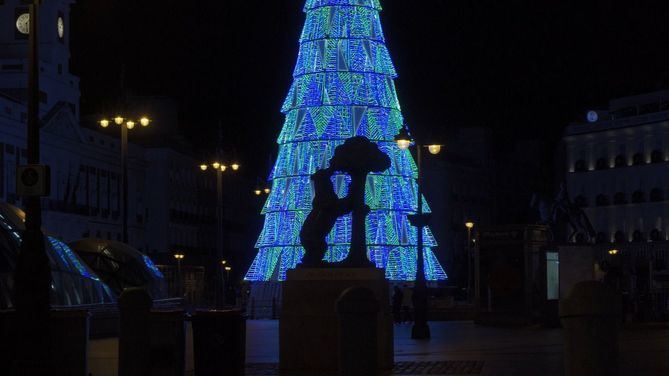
[70,0,669,176]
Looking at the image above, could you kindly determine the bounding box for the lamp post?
[465,221,475,302]
[99,115,151,244]
[394,126,442,340]
[174,253,185,297]
[13,2,53,372]
[200,161,239,308]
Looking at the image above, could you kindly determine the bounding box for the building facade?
[0,0,224,260]
[564,90,669,243]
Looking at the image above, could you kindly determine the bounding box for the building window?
[613,192,627,205]
[650,150,663,163]
[632,153,644,166]
[650,229,661,242]
[614,231,626,243]
[574,195,588,208]
[631,190,645,203]
[632,230,644,242]
[595,158,608,170]
[650,188,664,202]
[596,194,610,206]
[614,155,626,167]
[574,160,587,172]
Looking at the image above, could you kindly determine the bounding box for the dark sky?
[70,0,669,175]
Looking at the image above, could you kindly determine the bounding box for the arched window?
[632,153,644,166]
[596,232,608,244]
[650,229,661,241]
[574,195,588,208]
[632,190,645,203]
[613,192,627,205]
[650,150,663,163]
[574,159,587,172]
[614,155,626,167]
[596,158,608,170]
[596,194,610,206]
[614,231,626,243]
[650,188,664,202]
[632,230,644,242]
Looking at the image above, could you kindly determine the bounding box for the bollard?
[191,310,246,376]
[560,281,621,376]
[50,310,90,376]
[336,286,379,376]
[118,288,153,376]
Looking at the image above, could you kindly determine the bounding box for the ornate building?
[564,90,669,244]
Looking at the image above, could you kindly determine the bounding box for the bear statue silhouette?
[299,136,391,267]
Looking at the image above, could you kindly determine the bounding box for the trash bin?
[560,281,621,376]
[0,309,89,376]
[191,310,246,376]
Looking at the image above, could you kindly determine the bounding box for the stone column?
[560,281,621,376]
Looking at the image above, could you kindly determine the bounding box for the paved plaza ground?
[89,320,669,375]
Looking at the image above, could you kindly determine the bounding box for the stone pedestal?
[280,268,393,373]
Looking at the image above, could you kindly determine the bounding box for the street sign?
[16,164,50,197]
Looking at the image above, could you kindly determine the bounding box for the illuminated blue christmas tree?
[245,0,447,282]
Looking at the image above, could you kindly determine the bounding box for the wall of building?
[565,91,669,243]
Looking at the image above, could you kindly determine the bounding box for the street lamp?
[99,114,152,244]
[199,159,240,308]
[608,249,619,256]
[465,221,475,302]
[394,126,443,340]
[174,253,185,297]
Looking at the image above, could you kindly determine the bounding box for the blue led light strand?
[246,0,447,282]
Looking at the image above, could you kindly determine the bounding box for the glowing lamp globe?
[428,145,442,155]
[114,116,125,125]
[140,117,150,127]
[199,164,208,171]
[220,165,227,172]
[394,128,413,150]
[264,188,271,194]
[231,163,240,171]
[465,221,474,229]
[212,162,221,170]
[254,189,262,196]
[126,121,136,130]
[99,119,110,128]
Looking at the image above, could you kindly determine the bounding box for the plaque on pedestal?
[279,267,394,373]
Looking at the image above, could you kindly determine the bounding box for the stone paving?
[89,320,669,376]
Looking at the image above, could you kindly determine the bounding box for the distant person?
[401,284,414,323]
[392,286,403,323]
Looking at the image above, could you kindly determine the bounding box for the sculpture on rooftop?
[531,182,596,243]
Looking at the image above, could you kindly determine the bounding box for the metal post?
[13,2,52,374]
[216,170,223,307]
[411,146,430,339]
[177,259,182,297]
[467,226,472,302]
[121,124,128,243]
